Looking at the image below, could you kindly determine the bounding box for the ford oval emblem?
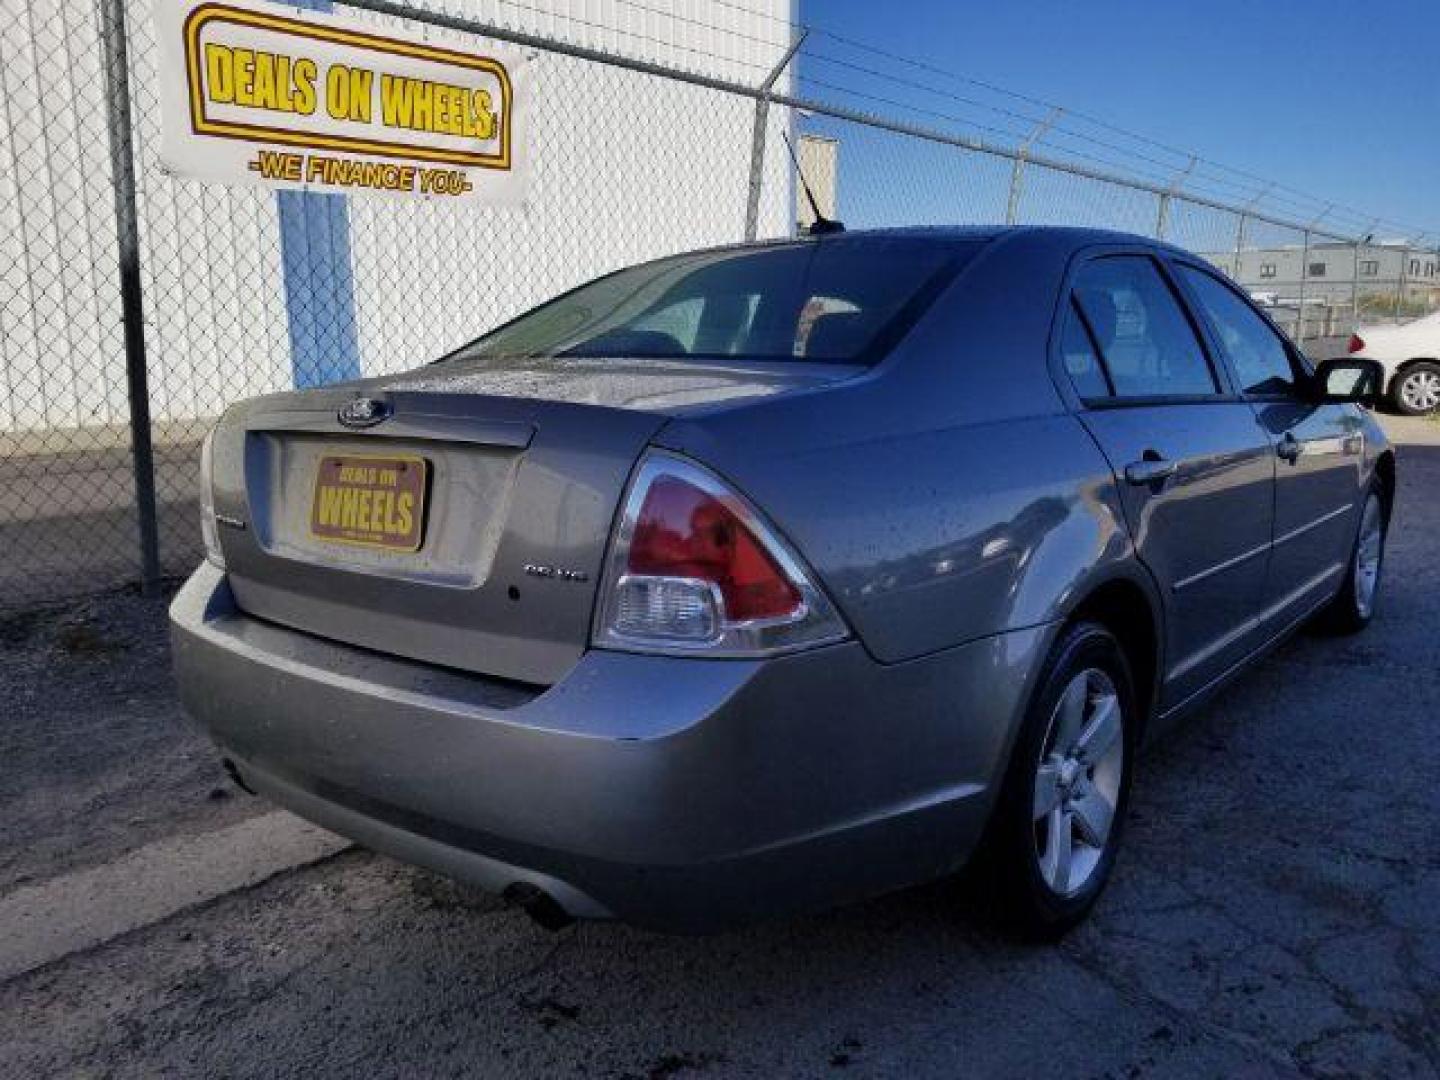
[338,397,391,429]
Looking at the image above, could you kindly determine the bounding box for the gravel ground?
[1,416,1437,1079]
[0,588,260,893]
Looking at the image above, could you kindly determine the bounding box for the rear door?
[1172,261,1365,628]
[1057,250,1276,708]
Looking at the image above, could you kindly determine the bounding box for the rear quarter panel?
[656,231,1152,663]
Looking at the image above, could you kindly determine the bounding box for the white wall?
[2,0,134,433]
[345,0,797,378]
[0,0,796,431]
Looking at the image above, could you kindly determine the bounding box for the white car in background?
[1349,310,1440,415]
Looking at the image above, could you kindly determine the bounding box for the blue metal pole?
[277,0,360,389]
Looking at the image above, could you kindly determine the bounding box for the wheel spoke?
[1055,675,1088,751]
[1034,760,1064,820]
[1072,788,1114,848]
[1075,694,1121,764]
[1040,807,1073,892]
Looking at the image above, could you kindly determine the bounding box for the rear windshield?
[449,238,981,366]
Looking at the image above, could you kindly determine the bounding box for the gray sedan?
[171,227,1392,936]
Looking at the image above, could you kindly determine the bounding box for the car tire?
[1315,484,1387,635]
[1389,362,1440,416]
[980,621,1137,940]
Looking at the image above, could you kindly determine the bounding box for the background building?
[1207,240,1440,316]
[1200,239,1439,343]
[1,0,797,435]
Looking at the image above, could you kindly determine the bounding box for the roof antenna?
[782,131,844,236]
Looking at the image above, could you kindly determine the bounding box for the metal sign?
[154,0,527,202]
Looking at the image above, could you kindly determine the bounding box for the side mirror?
[1309,357,1384,408]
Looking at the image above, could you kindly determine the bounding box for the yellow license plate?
[309,454,428,552]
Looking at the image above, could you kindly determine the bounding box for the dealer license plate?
[309,454,428,552]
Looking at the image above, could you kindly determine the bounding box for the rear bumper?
[171,563,1045,932]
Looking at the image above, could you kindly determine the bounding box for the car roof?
[609,226,1198,296]
[720,225,1194,261]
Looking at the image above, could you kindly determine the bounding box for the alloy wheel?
[1354,493,1384,619]
[1033,668,1125,897]
[1400,370,1440,413]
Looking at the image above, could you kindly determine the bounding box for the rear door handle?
[1277,432,1302,464]
[1124,456,1178,486]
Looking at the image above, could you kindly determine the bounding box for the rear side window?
[1177,265,1299,396]
[452,239,981,366]
[1071,256,1218,398]
[1059,300,1111,399]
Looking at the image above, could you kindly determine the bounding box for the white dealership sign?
[154,0,527,202]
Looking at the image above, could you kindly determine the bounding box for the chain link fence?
[795,108,1436,363]
[2,0,134,602]
[3,0,1438,608]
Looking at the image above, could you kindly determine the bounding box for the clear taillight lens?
[594,451,847,656]
[199,428,225,569]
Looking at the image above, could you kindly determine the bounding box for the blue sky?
[796,0,1440,239]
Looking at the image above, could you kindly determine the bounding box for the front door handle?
[1277,432,1302,464]
[1124,455,1179,486]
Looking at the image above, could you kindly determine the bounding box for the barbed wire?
[529,0,1436,240]
[798,48,1265,204]
[802,25,1435,238]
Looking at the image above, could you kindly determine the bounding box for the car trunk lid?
[211,358,862,685]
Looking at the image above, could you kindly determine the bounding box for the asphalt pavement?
[1,416,1437,1079]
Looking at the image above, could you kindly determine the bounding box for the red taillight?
[629,475,801,621]
[594,451,847,655]
[1348,333,1365,354]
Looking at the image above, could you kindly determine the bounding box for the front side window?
[450,239,979,366]
[1178,265,1299,396]
[1071,256,1217,399]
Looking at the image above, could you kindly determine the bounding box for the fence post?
[1155,156,1197,241]
[744,29,806,241]
[1296,229,1311,343]
[1232,213,1248,279]
[98,0,161,597]
[1005,107,1061,226]
[1004,161,1022,225]
[1394,249,1408,318]
[1350,240,1362,330]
